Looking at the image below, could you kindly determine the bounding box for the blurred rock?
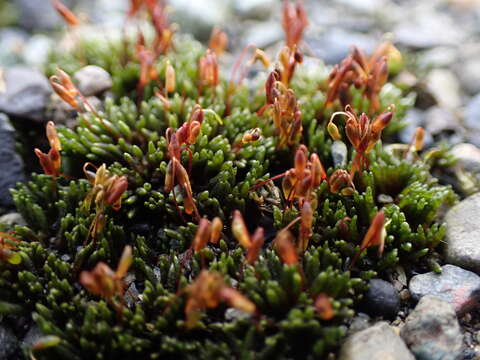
[399,109,433,146]
[424,106,460,136]
[0,28,28,67]
[22,34,54,67]
[464,93,480,132]
[22,325,42,348]
[0,66,52,123]
[401,296,463,360]
[74,65,113,96]
[451,143,480,172]
[409,264,480,314]
[243,21,283,49]
[170,0,232,41]
[234,0,274,20]
[339,322,414,360]
[0,114,25,207]
[15,0,76,31]
[361,279,400,319]
[425,69,462,110]
[457,58,480,96]
[307,28,377,65]
[445,194,480,273]
[418,46,458,69]
[0,212,26,226]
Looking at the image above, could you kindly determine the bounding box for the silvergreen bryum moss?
[0,33,456,359]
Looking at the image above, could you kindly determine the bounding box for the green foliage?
[1,27,457,360]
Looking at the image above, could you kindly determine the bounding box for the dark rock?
[0,114,25,207]
[0,325,19,359]
[0,67,52,123]
[445,194,480,273]
[401,295,463,360]
[73,65,113,96]
[409,264,480,314]
[361,279,400,319]
[339,322,414,360]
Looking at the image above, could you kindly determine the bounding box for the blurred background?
[1,0,480,149]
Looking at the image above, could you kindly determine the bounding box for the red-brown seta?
[232,210,265,265]
[80,245,133,312]
[325,42,399,112]
[164,105,204,221]
[184,270,256,328]
[83,163,128,242]
[0,233,21,265]
[35,121,62,178]
[328,105,394,178]
[192,217,223,253]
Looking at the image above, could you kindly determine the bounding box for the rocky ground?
[2,0,480,359]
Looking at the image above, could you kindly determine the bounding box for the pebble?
[425,69,462,110]
[243,21,284,49]
[451,143,480,172]
[0,114,25,207]
[73,65,113,97]
[424,106,460,136]
[444,194,480,272]
[361,279,400,320]
[0,212,26,226]
[0,66,52,123]
[464,93,480,132]
[409,264,480,314]
[339,322,414,360]
[400,295,463,360]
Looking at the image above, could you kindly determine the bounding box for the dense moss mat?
[0,31,456,359]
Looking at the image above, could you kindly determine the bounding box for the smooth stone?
[425,69,462,110]
[451,143,480,172]
[361,279,400,319]
[0,28,29,67]
[418,47,458,69]
[0,325,18,358]
[0,212,26,226]
[409,264,480,314]
[398,109,433,147]
[0,66,52,122]
[424,106,460,136]
[15,0,74,31]
[445,194,480,273]
[339,322,414,360]
[0,114,26,207]
[401,295,463,360]
[457,58,480,95]
[74,65,113,96]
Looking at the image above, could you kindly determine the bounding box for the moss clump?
[0,2,456,359]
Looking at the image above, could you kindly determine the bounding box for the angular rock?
[0,67,52,122]
[0,114,26,207]
[0,325,18,359]
[74,65,113,97]
[361,279,400,319]
[401,295,463,360]
[339,322,414,360]
[409,264,480,314]
[445,194,480,273]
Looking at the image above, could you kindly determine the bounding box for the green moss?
[1,21,457,360]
